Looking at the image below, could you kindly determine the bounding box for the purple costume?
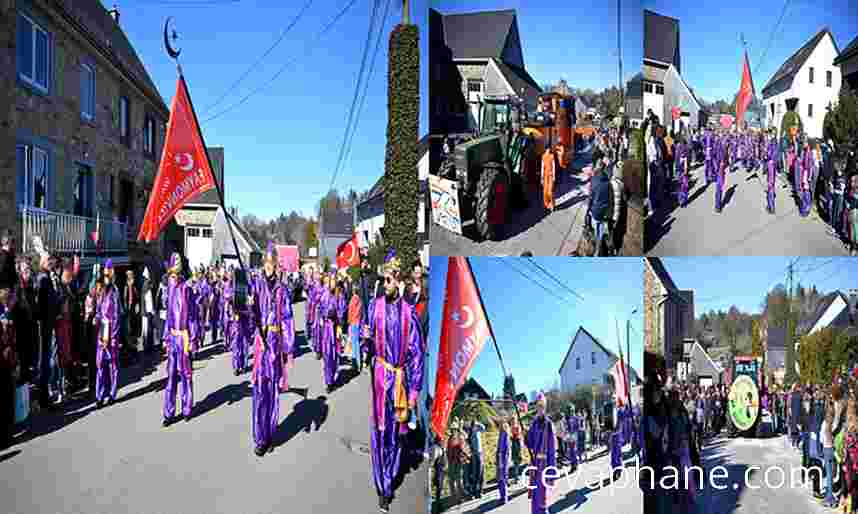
[277,275,295,392]
[250,271,288,451]
[565,414,579,467]
[224,279,250,373]
[715,138,726,211]
[312,284,324,357]
[767,138,778,213]
[799,146,813,217]
[188,279,203,353]
[369,295,423,502]
[497,429,510,503]
[320,288,339,387]
[704,131,714,184]
[526,413,557,514]
[163,272,194,420]
[95,281,120,402]
[305,278,316,340]
[610,429,623,473]
[675,142,689,207]
[209,279,221,342]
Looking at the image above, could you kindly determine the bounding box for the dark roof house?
[456,377,491,401]
[834,34,858,92]
[798,291,852,335]
[762,28,839,98]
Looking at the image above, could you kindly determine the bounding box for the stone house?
[4,0,169,272]
[644,257,694,376]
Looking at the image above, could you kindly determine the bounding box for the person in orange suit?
[542,147,556,212]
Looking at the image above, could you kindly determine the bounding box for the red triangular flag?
[431,257,491,439]
[138,76,217,242]
[335,234,360,269]
[735,51,755,129]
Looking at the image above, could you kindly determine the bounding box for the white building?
[762,28,841,139]
[558,326,641,397]
[354,136,430,267]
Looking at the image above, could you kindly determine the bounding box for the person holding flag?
[161,253,195,426]
[364,251,424,513]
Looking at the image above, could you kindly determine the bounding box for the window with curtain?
[73,164,94,217]
[16,144,49,209]
[17,12,50,92]
[80,63,95,120]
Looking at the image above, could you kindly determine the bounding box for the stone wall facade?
[6,0,167,265]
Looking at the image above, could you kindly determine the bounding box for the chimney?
[109,5,120,25]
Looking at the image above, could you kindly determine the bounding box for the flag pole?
[162,19,267,352]
[463,257,534,464]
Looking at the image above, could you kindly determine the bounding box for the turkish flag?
[430,257,491,439]
[335,234,359,269]
[137,76,217,242]
[735,51,755,130]
[611,359,628,407]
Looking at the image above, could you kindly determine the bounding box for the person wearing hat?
[187,268,204,357]
[249,242,291,456]
[94,260,120,407]
[312,273,326,360]
[363,251,424,513]
[161,253,194,426]
[277,265,295,394]
[526,391,556,514]
[305,268,318,347]
[319,273,340,393]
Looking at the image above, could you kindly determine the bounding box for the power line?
[329,0,392,194]
[202,0,315,114]
[201,0,360,125]
[753,0,790,78]
[796,258,835,275]
[521,258,585,302]
[495,258,575,308]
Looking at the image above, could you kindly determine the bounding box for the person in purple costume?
[675,138,689,207]
[364,252,424,513]
[277,269,295,393]
[799,140,815,217]
[249,242,289,456]
[497,421,511,504]
[162,253,195,426]
[209,268,222,344]
[767,133,779,214]
[704,129,714,184]
[186,269,203,356]
[526,392,556,514]
[566,406,579,472]
[610,416,623,481]
[313,274,325,359]
[715,136,726,213]
[223,271,245,376]
[95,260,120,407]
[305,269,317,344]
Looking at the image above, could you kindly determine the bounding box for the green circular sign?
[728,375,759,432]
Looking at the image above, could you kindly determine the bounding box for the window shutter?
[55,45,65,97]
[53,146,64,211]
[16,145,27,207]
[17,15,33,79]
[114,95,120,130]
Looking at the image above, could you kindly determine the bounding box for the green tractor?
[432,95,541,241]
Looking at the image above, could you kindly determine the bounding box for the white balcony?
[17,205,128,256]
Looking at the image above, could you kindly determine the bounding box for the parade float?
[726,355,761,437]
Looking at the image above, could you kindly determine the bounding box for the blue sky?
[657,257,858,316]
[432,0,643,91]
[642,0,858,104]
[109,0,428,220]
[427,257,644,400]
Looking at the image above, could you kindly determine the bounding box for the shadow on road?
[0,449,21,463]
[194,380,253,417]
[274,395,329,447]
[722,185,738,210]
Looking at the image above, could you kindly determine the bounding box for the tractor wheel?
[475,164,508,241]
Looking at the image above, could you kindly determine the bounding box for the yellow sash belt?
[378,357,408,422]
[171,329,190,355]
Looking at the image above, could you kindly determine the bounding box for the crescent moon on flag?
[457,305,474,329]
[175,153,194,171]
[345,241,356,262]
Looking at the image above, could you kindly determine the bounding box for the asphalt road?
[1,301,427,514]
[645,161,849,256]
[440,444,642,514]
[688,433,829,514]
[430,148,593,257]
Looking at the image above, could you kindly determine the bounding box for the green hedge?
[383,24,420,270]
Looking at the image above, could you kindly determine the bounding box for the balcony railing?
[18,205,128,255]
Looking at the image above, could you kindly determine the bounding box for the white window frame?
[144,116,155,155]
[119,96,129,140]
[81,62,95,120]
[17,144,49,209]
[18,12,50,93]
[826,70,832,88]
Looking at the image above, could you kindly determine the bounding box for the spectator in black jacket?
[12,258,37,384]
[37,254,61,410]
[0,231,17,292]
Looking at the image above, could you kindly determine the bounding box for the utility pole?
[618,0,623,106]
[402,0,410,25]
